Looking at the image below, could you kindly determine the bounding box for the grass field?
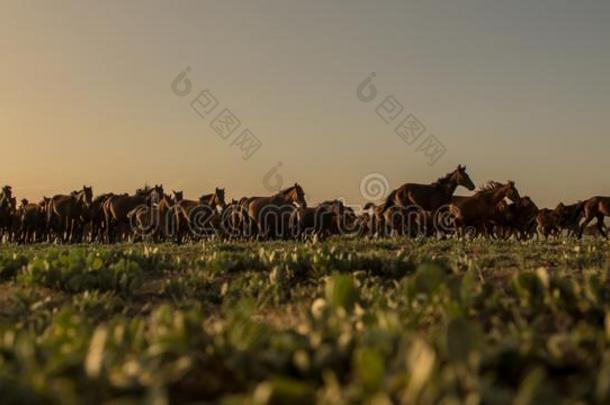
[1,238,610,404]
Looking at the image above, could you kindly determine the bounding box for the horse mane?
[477,181,504,194]
[278,184,301,196]
[93,193,112,203]
[137,185,150,192]
[432,170,456,186]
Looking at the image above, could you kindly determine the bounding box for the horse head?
[154,185,164,200]
[504,181,520,203]
[173,190,184,202]
[214,188,226,210]
[1,185,12,199]
[283,183,307,208]
[83,186,93,206]
[454,165,476,191]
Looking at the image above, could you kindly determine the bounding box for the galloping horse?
[536,208,561,239]
[449,181,520,238]
[246,184,307,239]
[373,165,475,236]
[491,196,539,239]
[382,165,476,212]
[578,196,610,239]
[290,199,356,240]
[555,201,584,238]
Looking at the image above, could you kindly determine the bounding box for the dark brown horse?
[449,181,520,238]
[375,166,475,237]
[490,196,539,239]
[48,186,93,242]
[128,192,176,242]
[219,199,242,239]
[247,184,307,239]
[536,208,561,239]
[578,197,610,239]
[555,201,584,238]
[381,165,476,213]
[87,193,114,242]
[173,188,226,242]
[104,185,163,242]
[18,199,47,243]
[0,186,15,241]
[382,205,431,237]
[290,200,356,240]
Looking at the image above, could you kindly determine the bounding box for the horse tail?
[46,200,55,227]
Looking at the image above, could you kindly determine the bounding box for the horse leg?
[454,218,464,239]
[595,215,608,239]
[579,213,595,239]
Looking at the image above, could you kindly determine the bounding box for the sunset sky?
[1,1,609,207]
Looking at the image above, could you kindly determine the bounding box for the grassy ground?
[0,238,609,404]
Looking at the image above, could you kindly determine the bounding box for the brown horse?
[199,188,226,210]
[382,205,431,237]
[381,165,476,213]
[18,199,47,243]
[490,196,539,239]
[578,197,610,239]
[353,203,376,238]
[220,199,246,240]
[0,186,15,241]
[555,201,584,238]
[290,200,356,240]
[536,208,561,239]
[48,186,93,242]
[87,193,114,242]
[173,188,226,242]
[508,196,539,239]
[247,184,307,239]
[128,192,176,242]
[104,185,163,242]
[449,181,520,238]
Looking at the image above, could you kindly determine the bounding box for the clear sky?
[1,1,609,207]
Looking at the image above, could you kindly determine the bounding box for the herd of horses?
[0,165,609,244]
